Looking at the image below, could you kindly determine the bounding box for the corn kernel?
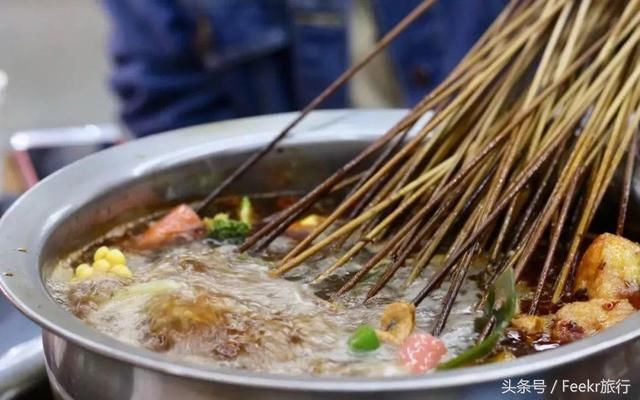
[106,249,126,266]
[94,246,110,261]
[110,264,132,278]
[75,264,93,279]
[93,259,111,272]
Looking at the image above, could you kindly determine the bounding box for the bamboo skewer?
[617,130,636,235]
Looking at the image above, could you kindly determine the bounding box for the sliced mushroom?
[376,302,416,345]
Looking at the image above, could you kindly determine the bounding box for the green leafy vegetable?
[348,325,380,352]
[437,267,516,370]
[204,213,250,242]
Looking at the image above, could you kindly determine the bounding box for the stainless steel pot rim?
[1,110,639,392]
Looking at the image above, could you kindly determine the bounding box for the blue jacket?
[102,0,506,137]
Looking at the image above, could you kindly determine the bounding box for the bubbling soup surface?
[47,235,482,377]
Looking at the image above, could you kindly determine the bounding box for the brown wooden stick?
[506,149,562,251]
[345,129,412,220]
[529,165,583,314]
[432,246,477,336]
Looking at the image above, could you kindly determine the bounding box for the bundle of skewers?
[222,0,640,334]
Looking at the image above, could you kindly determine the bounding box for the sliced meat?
[131,204,204,249]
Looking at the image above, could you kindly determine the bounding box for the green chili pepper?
[348,325,380,352]
[437,267,516,370]
[239,196,253,226]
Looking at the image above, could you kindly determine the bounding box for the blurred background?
[0,0,115,196]
[0,0,501,199]
[0,1,114,398]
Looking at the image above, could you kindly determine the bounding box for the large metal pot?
[1,110,639,400]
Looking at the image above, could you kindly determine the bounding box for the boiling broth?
[48,235,482,377]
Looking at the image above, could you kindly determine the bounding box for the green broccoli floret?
[204,213,250,242]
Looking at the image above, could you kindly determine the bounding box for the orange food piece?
[132,204,204,249]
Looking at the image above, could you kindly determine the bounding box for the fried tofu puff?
[511,300,635,343]
[551,299,635,343]
[511,233,639,343]
[574,233,640,300]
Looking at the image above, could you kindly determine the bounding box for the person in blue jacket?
[101,0,507,138]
